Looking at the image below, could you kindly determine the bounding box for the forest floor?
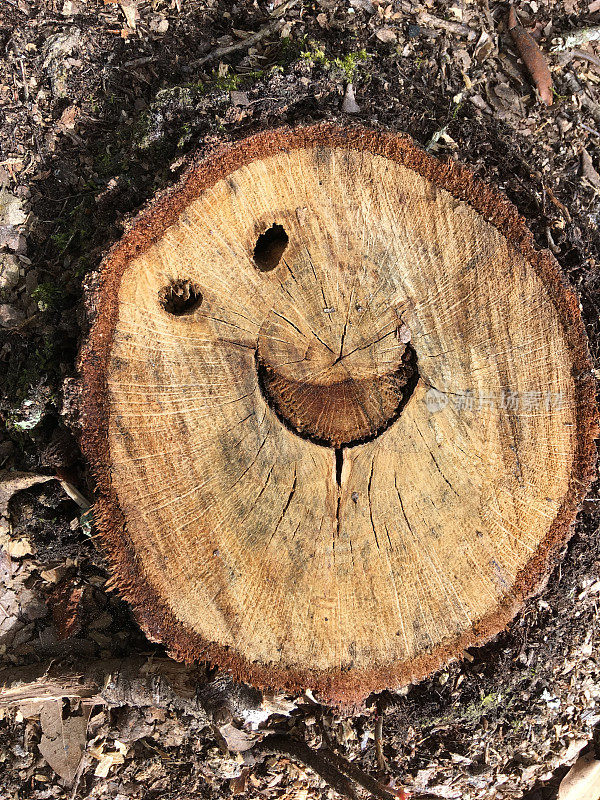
[1,0,600,798]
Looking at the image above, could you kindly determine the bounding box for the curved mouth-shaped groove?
[159,279,203,315]
[255,344,419,450]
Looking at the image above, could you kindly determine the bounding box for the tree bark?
[0,657,207,713]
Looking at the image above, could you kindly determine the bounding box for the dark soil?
[1,0,600,798]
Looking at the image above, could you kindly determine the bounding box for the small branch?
[258,734,360,800]
[257,734,438,800]
[321,746,395,800]
[400,2,478,39]
[0,657,207,714]
[552,26,600,52]
[374,710,386,773]
[188,20,283,70]
[545,186,572,223]
[566,48,600,69]
[564,72,600,124]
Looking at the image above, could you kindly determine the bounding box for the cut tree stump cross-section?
[81,124,598,703]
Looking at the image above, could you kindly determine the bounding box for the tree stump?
[80,125,597,704]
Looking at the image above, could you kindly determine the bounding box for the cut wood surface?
[80,125,597,703]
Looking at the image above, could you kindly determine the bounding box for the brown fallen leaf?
[120,0,139,30]
[474,30,494,63]
[38,700,88,785]
[581,148,600,189]
[342,83,361,114]
[508,6,553,106]
[57,105,79,133]
[230,767,250,795]
[218,721,261,752]
[48,579,85,639]
[0,472,55,539]
[89,740,128,777]
[375,27,397,43]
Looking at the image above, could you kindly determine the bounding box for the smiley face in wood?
[81,125,597,702]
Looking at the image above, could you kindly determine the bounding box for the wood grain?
[81,125,597,702]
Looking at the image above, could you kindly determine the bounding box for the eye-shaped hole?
[159,279,203,315]
[253,223,289,272]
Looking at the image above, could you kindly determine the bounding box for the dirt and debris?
[1,0,600,798]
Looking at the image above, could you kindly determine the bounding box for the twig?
[374,709,386,773]
[19,59,29,101]
[567,48,600,69]
[258,735,360,800]
[400,2,477,39]
[551,26,600,52]
[322,746,395,800]
[0,657,206,712]
[545,186,572,223]
[258,734,438,800]
[188,20,283,70]
[579,122,600,137]
[564,72,600,124]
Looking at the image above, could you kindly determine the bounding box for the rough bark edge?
[79,123,599,705]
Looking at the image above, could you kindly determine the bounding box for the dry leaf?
[0,471,55,538]
[375,27,397,43]
[508,7,553,105]
[38,701,87,785]
[581,149,600,189]
[3,537,33,557]
[57,105,79,132]
[426,125,458,153]
[89,740,128,777]
[474,30,494,63]
[342,83,360,114]
[119,0,139,29]
[230,767,250,795]
[558,752,600,800]
[49,581,85,639]
[0,188,27,227]
[218,722,260,752]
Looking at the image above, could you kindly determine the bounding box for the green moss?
[415,689,507,731]
[301,42,328,64]
[336,49,370,80]
[31,282,64,312]
[6,336,60,405]
[211,66,242,92]
[49,195,95,260]
[461,692,502,724]
[274,35,305,67]
[301,41,370,79]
